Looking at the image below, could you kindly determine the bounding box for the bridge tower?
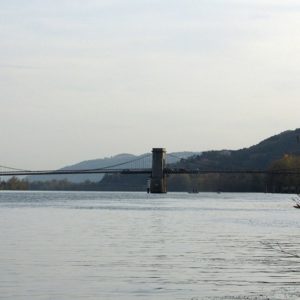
[150,148,167,193]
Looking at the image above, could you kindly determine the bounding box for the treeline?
[2,155,300,193]
[167,173,266,192]
[0,176,148,191]
[0,178,102,191]
[267,155,300,193]
[168,155,300,193]
[28,176,149,191]
[0,177,28,190]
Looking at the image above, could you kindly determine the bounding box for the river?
[0,191,299,299]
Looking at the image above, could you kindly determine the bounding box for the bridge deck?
[0,168,299,177]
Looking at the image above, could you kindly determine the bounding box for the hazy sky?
[1,0,300,169]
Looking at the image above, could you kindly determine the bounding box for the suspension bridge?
[0,148,299,193]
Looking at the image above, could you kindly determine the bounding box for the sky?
[1,0,300,169]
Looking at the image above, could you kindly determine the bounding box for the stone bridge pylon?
[150,148,167,193]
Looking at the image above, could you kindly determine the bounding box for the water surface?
[0,191,300,299]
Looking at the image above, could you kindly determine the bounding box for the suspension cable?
[0,165,30,172]
[98,153,152,170]
[0,153,152,174]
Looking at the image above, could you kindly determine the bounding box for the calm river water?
[0,191,300,300]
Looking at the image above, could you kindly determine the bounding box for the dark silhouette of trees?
[0,177,28,190]
[267,155,300,193]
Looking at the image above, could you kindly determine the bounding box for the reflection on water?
[0,192,300,299]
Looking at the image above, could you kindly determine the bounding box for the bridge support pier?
[150,148,167,193]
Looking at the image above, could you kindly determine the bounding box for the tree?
[267,155,300,193]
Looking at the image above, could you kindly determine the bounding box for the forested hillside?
[97,129,300,192]
[175,129,300,171]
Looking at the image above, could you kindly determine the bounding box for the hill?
[98,128,300,192]
[26,129,300,192]
[27,153,135,183]
[27,151,200,183]
[175,129,300,171]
